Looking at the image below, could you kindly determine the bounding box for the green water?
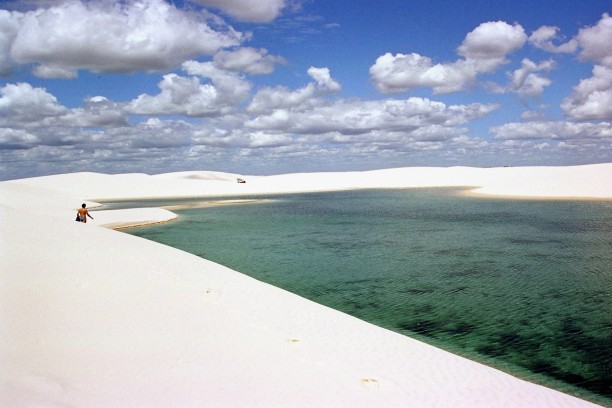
[124,188,612,405]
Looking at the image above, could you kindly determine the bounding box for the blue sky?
[0,0,611,180]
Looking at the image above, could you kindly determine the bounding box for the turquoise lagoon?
[120,188,611,405]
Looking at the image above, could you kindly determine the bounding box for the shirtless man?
[76,203,94,223]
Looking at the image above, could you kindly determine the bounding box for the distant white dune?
[7,163,612,201]
[1,164,609,407]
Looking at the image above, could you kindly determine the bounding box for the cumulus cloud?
[198,95,499,165]
[494,58,556,97]
[488,120,612,164]
[183,61,253,104]
[0,9,20,75]
[560,14,612,120]
[307,67,341,92]
[119,118,193,149]
[0,82,129,153]
[490,120,612,141]
[0,0,244,77]
[57,96,128,128]
[370,21,527,94]
[128,62,252,117]
[128,74,222,117]
[190,0,289,23]
[247,67,341,113]
[457,21,527,60]
[246,97,498,136]
[0,127,39,149]
[576,13,612,67]
[32,65,79,80]
[369,53,482,94]
[0,82,67,122]
[213,47,286,75]
[520,110,548,121]
[562,65,612,120]
[528,26,578,54]
[247,84,317,113]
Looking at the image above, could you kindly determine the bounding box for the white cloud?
[506,58,555,97]
[370,21,527,94]
[457,21,527,60]
[0,82,128,149]
[245,108,292,131]
[190,0,289,23]
[247,84,317,113]
[32,64,79,79]
[213,47,286,74]
[562,65,612,120]
[185,60,253,104]
[0,127,39,149]
[518,14,612,121]
[206,95,498,164]
[128,62,252,117]
[409,125,466,142]
[520,110,548,121]
[1,0,244,77]
[189,125,295,152]
[490,120,612,142]
[0,9,20,75]
[247,67,341,113]
[528,26,578,54]
[246,97,498,136]
[248,131,294,148]
[576,13,612,67]
[307,67,341,92]
[128,74,220,117]
[0,82,67,122]
[122,118,193,149]
[192,90,499,163]
[488,123,612,164]
[57,97,128,128]
[369,53,480,94]
[557,14,612,121]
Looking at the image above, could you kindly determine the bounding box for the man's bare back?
[77,204,93,223]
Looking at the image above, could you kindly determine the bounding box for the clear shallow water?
[124,189,612,405]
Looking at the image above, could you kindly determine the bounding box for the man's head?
[82,203,86,208]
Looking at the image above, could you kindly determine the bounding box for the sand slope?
[2,164,609,407]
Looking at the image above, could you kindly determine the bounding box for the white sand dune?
[8,163,612,201]
[2,164,610,407]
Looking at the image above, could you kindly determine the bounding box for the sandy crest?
[1,164,609,407]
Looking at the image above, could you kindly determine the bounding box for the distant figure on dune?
[76,203,94,223]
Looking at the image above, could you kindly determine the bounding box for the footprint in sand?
[287,338,301,344]
[202,288,222,301]
[361,378,380,388]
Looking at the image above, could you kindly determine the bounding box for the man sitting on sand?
[76,203,94,223]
